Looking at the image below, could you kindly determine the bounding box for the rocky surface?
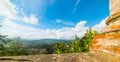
[90,0,120,55]
[90,33,120,55]
[109,0,120,15]
[0,52,120,62]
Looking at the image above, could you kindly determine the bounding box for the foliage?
[6,38,29,55]
[55,28,98,54]
[55,42,69,54]
[0,44,5,56]
[0,23,98,55]
[45,44,55,54]
[80,28,98,52]
[70,35,82,53]
[0,33,7,56]
[0,37,29,56]
[0,23,29,56]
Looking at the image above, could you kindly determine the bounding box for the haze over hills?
[21,39,72,49]
[21,39,72,44]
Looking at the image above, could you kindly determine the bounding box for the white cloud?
[72,0,80,14]
[23,15,39,25]
[0,0,39,25]
[92,19,107,33]
[0,19,42,39]
[55,19,74,26]
[76,21,86,28]
[0,19,88,40]
[56,19,61,23]
[0,0,18,19]
[63,21,74,26]
[0,18,107,40]
[0,0,107,40]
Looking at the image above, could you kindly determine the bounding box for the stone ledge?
[106,11,120,25]
[103,29,120,34]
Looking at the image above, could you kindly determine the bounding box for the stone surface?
[0,52,120,62]
[110,0,120,15]
[90,0,120,55]
[106,0,120,25]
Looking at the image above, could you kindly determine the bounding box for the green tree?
[0,23,6,56]
[54,28,98,54]
[0,44,5,56]
[55,42,69,54]
[70,35,81,53]
[80,28,98,52]
[6,38,29,55]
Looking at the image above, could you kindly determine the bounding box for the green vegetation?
[70,35,81,53]
[55,28,98,54]
[0,36,29,56]
[55,42,69,54]
[0,24,30,56]
[0,23,98,56]
[6,38,29,55]
[80,28,98,52]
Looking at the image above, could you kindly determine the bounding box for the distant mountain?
[21,39,73,48]
[21,39,72,43]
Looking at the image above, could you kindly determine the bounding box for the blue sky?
[0,0,109,39]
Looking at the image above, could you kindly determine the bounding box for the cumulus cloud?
[92,19,107,33]
[23,15,39,25]
[0,0,39,25]
[0,19,88,39]
[0,0,18,19]
[0,19,42,39]
[0,0,107,40]
[0,18,106,40]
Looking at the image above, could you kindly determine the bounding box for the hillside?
[0,51,120,62]
[22,39,72,46]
